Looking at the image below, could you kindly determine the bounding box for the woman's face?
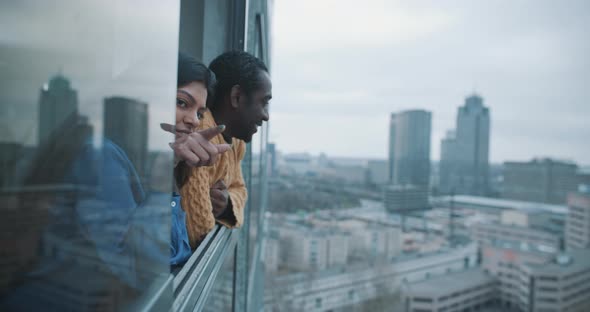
[175,81,208,137]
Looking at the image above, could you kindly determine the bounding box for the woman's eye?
[177,99,187,108]
[197,111,204,120]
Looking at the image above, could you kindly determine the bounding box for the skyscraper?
[103,96,148,177]
[38,74,78,145]
[439,94,490,195]
[388,110,432,186]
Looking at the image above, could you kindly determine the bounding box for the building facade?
[384,184,429,213]
[265,243,478,311]
[566,192,590,250]
[402,268,498,312]
[388,110,432,187]
[439,94,490,196]
[481,242,590,311]
[502,158,578,204]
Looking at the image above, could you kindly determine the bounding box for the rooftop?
[404,268,495,297]
[437,195,568,215]
[526,249,590,275]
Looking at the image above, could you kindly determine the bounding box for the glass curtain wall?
[1,1,179,310]
[2,0,272,311]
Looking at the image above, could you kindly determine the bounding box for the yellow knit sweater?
[180,110,247,249]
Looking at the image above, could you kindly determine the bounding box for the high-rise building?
[38,74,78,145]
[502,158,578,204]
[388,110,432,186]
[566,192,590,250]
[103,96,148,177]
[439,94,490,196]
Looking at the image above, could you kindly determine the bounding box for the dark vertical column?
[229,1,248,311]
[179,0,205,60]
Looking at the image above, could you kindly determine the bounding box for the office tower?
[388,110,432,186]
[566,192,590,250]
[103,96,148,177]
[38,74,78,145]
[439,94,490,195]
[502,158,578,204]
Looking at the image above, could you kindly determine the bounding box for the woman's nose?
[184,113,199,129]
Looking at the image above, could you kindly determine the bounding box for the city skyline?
[270,0,590,165]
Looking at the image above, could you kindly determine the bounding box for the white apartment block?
[278,223,350,271]
[264,243,478,312]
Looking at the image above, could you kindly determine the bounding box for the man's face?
[234,71,272,142]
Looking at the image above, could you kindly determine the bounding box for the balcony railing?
[140,225,238,312]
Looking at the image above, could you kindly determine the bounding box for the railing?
[141,225,239,312]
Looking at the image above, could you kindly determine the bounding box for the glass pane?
[1,1,179,310]
[203,249,235,311]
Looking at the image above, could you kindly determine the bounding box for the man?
[180,51,271,248]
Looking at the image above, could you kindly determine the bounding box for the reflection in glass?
[1,1,178,310]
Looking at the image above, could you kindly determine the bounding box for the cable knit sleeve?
[180,166,215,249]
[217,140,247,229]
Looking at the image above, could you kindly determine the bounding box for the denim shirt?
[170,192,192,266]
[29,139,189,287]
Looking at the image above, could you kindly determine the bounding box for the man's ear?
[230,85,241,109]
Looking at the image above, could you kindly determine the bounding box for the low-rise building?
[278,221,350,271]
[482,242,590,311]
[473,209,562,253]
[384,184,429,213]
[265,243,478,312]
[402,268,498,312]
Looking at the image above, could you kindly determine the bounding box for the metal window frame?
[144,1,273,311]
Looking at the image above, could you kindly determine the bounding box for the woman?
[166,52,231,265]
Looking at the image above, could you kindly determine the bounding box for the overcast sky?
[1,1,588,165]
[269,0,590,164]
